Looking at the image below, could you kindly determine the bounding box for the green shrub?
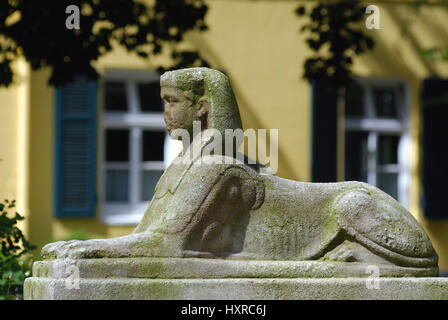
[0,199,36,300]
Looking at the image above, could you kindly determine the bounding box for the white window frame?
[345,77,411,208]
[98,69,178,226]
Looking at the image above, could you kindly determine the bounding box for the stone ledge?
[31,258,438,279]
[24,277,448,300]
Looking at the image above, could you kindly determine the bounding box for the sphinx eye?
[162,95,181,105]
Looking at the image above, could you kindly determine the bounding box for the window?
[344,78,410,206]
[100,70,180,225]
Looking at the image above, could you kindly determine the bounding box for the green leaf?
[10,271,24,284]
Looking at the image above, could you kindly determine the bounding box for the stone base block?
[24,277,448,300]
[24,258,448,300]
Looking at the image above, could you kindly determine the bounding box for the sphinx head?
[160,67,242,140]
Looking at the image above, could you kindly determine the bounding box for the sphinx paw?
[41,240,104,259]
[41,241,66,259]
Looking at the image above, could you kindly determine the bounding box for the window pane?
[378,135,399,165]
[106,129,129,162]
[105,81,128,111]
[345,131,368,182]
[373,88,397,118]
[142,130,165,161]
[377,172,398,200]
[345,81,366,117]
[138,82,163,112]
[142,170,164,201]
[106,169,129,202]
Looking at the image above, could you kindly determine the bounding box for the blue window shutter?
[311,82,338,182]
[54,79,97,218]
[421,77,448,219]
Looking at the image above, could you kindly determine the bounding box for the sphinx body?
[42,67,438,276]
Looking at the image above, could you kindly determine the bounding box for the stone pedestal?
[24,258,448,300]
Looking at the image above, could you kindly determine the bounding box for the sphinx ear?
[196,96,210,121]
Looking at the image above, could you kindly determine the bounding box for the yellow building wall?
[0,59,27,235]
[6,1,448,270]
[0,81,18,200]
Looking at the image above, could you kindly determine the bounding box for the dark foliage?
[0,199,35,262]
[0,199,35,300]
[296,0,375,89]
[0,0,209,87]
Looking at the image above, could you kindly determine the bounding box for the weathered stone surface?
[25,276,448,300]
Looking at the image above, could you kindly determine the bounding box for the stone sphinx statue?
[41,67,438,279]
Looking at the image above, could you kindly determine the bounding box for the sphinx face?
[161,86,199,137]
